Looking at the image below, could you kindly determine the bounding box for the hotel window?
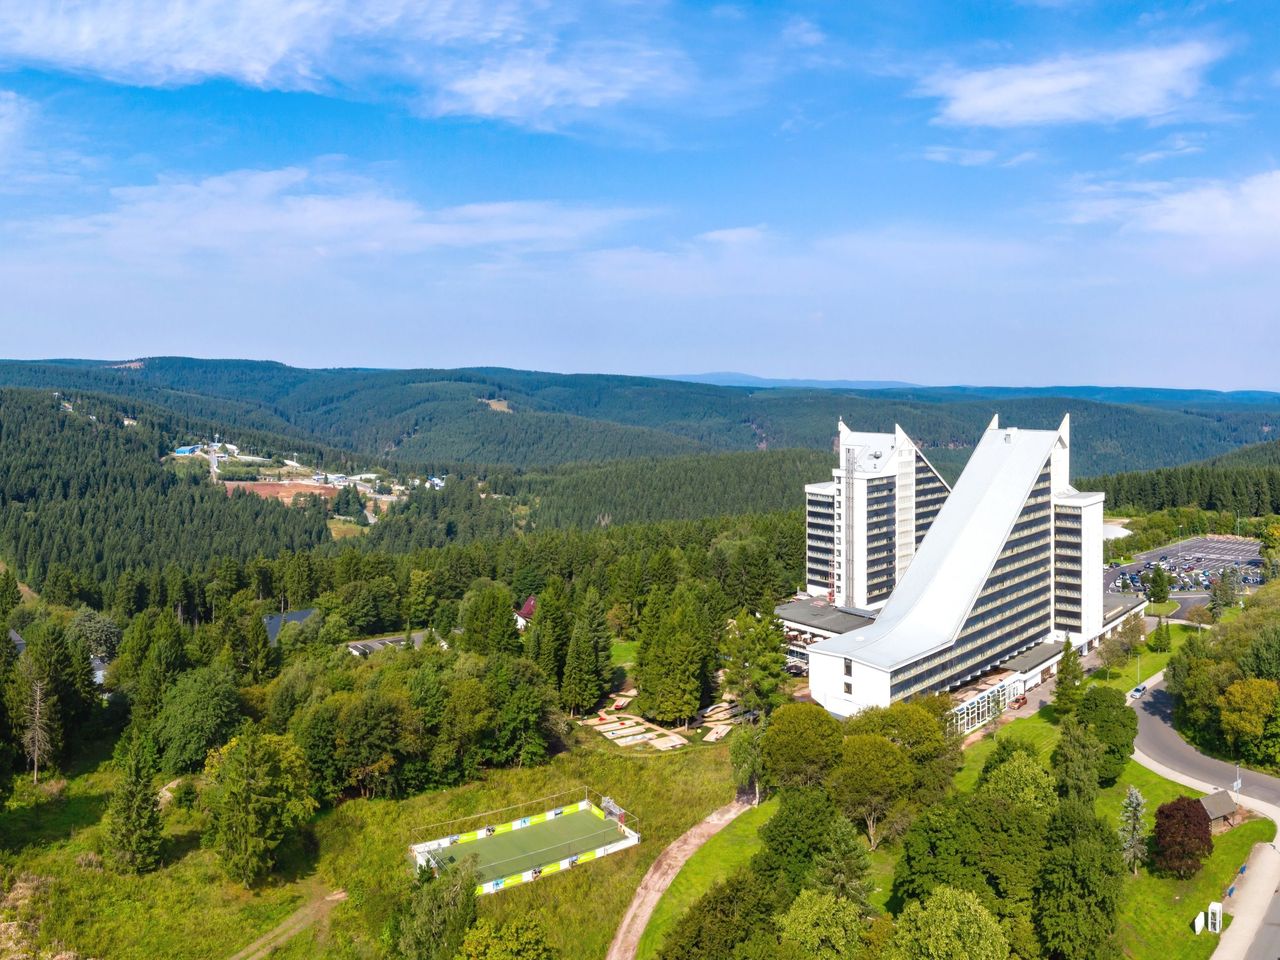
[843,682,852,695]
[844,658,853,677]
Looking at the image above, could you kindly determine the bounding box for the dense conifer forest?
[2,357,1278,474]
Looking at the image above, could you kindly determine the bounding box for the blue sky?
[1,1,1277,388]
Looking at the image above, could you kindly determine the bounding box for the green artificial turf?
[432,808,629,883]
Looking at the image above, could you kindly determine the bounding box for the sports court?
[434,807,629,883]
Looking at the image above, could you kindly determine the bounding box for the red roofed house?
[514,595,537,631]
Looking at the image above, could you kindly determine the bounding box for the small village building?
[1200,790,1237,829]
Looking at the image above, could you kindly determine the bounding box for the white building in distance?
[798,414,1131,730]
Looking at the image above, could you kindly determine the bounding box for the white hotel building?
[785,414,1144,733]
[804,422,951,609]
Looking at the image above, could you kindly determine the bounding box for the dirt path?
[604,799,750,960]
[226,886,347,960]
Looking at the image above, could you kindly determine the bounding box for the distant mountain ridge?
[664,372,920,390]
[0,356,1277,476]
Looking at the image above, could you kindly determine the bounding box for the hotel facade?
[787,415,1142,732]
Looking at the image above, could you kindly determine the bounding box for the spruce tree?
[532,578,571,683]
[1053,642,1085,716]
[1052,715,1104,804]
[560,621,601,716]
[1118,785,1147,875]
[579,587,613,691]
[811,815,873,915]
[107,737,164,874]
[0,568,21,620]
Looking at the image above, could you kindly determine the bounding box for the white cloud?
[0,89,30,159]
[1132,132,1205,164]
[14,164,648,263]
[434,42,688,124]
[1066,170,1280,257]
[781,18,825,49]
[923,145,998,166]
[0,1,688,128]
[696,225,767,245]
[922,41,1222,127]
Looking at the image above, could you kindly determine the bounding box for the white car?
[1129,684,1148,700]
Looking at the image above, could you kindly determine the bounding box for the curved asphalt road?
[1136,682,1280,806]
[1135,679,1280,959]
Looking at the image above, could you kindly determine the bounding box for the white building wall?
[894,426,917,578]
[1078,498,1104,639]
[809,649,892,716]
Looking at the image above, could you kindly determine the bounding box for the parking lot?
[1103,535,1262,599]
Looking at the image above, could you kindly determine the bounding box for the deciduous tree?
[1078,686,1138,784]
[777,889,865,960]
[889,885,1009,960]
[760,703,843,788]
[1153,796,1213,878]
[397,863,478,960]
[459,917,558,960]
[826,734,912,850]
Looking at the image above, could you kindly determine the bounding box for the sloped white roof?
[810,417,1064,671]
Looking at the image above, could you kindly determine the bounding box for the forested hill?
[0,389,331,600]
[1202,437,1280,468]
[0,358,1277,475]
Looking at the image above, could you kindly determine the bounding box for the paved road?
[1134,679,1280,960]
[1135,682,1280,805]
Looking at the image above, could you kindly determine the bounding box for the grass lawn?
[313,740,735,960]
[1147,600,1179,617]
[956,708,1061,791]
[2,731,732,960]
[326,518,367,539]
[635,797,779,960]
[611,640,639,667]
[1118,817,1276,960]
[0,739,307,960]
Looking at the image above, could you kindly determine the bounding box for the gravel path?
[604,799,750,960]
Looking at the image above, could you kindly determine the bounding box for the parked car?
[1129,684,1148,700]
[1009,694,1028,709]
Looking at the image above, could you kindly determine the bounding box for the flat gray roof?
[1000,641,1065,675]
[1103,594,1146,622]
[775,598,875,636]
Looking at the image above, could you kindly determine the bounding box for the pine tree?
[580,587,613,691]
[1149,565,1170,604]
[1052,715,1104,804]
[107,737,164,873]
[532,578,572,684]
[560,621,602,716]
[721,610,787,718]
[1053,642,1085,716]
[811,815,873,915]
[1118,785,1147,876]
[20,677,54,784]
[0,568,21,620]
